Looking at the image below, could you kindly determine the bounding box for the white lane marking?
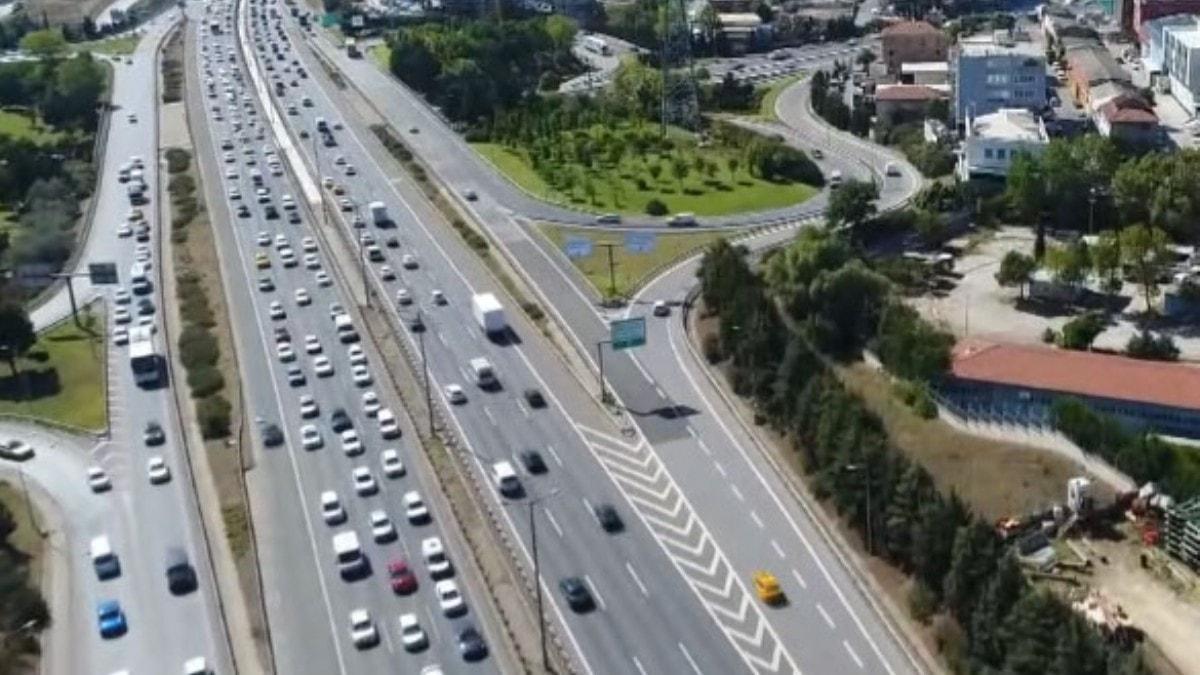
[730,485,744,502]
[654,385,666,398]
[544,508,565,539]
[750,511,764,529]
[546,444,563,467]
[380,621,395,654]
[686,426,698,439]
[844,640,865,669]
[771,539,786,559]
[817,602,836,629]
[436,330,447,346]
[425,606,440,645]
[696,438,711,456]
[583,574,606,611]
[625,562,649,597]
[678,642,704,675]
[580,496,593,517]
[792,569,808,590]
[712,460,727,478]
[482,406,496,426]
[632,656,649,675]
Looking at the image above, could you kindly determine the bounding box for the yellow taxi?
[753,570,784,606]
[254,252,271,269]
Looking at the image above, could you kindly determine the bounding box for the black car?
[385,236,400,248]
[559,577,594,612]
[286,365,305,387]
[330,408,352,432]
[137,298,156,316]
[457,626,488,662]
[144,421,165,446]
[274,326,291,343]
[519,449,547,474]
[165,547,197,595]
[237,204,251,218]
[261,423,284,447]
[287,209,301,224]
[257,276,275,292]
[594,503,623,533]
[264,205,280,220]
[523,388,546,409]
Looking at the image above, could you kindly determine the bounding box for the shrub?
[645,198,668,216]
[1058,311,1106,350]
[1041,327,1057,343]
[702,332,723,363]
[197,395,232,439]
[1125,330,1179,361]
[178,326,219,369]
[520,301,544,322]
[165,148,191,174]
[186,365,225,398]
[907,581,937,624]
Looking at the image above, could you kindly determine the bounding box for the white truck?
[332,531,365,579]
[128,326,162,388]
[368,201,390,227]
[471,293,507,336]
[469,357,497,389]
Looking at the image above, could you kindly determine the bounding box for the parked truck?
[368,201,391,227]
[471,293,507,336]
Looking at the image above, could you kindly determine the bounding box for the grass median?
[757,73,806,121]
[0,314,105,431]
[537,223,730,299]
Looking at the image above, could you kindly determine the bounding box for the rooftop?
[1066,46,1130,84]
[951,339,1200,412]
[959,31,1042,58]
[882,20,941,36]
[875,83,947,101]
[902,61,950,73]
[968,108,1048,141]
[1099,95,1159,123]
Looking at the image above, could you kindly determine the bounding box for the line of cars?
[203,2,491,664]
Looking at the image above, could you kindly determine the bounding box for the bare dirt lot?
[25,0,112,25]
[910,226,1200,362]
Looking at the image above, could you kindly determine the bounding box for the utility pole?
[596,339,611,403]
[353,203,371,309]
[417,309,433,436]
[594,241,619,300]
[845,463,873,555]
[498,487,560,672]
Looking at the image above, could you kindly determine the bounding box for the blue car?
[97,600,127,638]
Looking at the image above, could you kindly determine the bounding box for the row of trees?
[0,490,50,671]
[698,240,1148,674]
[386,16,581,125]
[810,68,872,137]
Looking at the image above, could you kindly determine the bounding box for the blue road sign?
[610,317,646,350]
[624,232,657,254]
[565,237,594,259]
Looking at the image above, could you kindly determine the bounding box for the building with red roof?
[881,20,949,74]
[941,339,1200,439]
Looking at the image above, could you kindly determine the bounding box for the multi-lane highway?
[18,10,233,674]
[242,5,930,675]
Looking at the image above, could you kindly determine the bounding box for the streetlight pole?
[353,203,371,308]
[596,339,612,403]
[844,463,872,555]
[417,309,433,436]
[1089,187,1097,235]
[500,487,561,673]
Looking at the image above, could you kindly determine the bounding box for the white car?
[299,395,319,418]
[116,223,132,238]
[279,249,298,268]
[351,364,372,387]
[348,609,378,649]
[360,391,381,416]
[257,231,271,246]
[312,355,333,377]
[304,335,322,354]
[300,424,323,450]
[435,579,466,617]
[276,342,296,362]
[380,448,405,478]
[352,467,378,496]
[301,236,317,252]
[379,265,395,281]
[304,253,321,270]
[147,456,171,484]
[274,233,288,249]
[87,466,112,492]
[315,270,332,287]
[444,384,466,405]
[401,254,418,270]
[395,288,412,305]
[114,288,131,304]
[114,307,131,324]
[346,344,367,366]
[113,326,129,346]
[368,509,395,542]
[295,288,311,306]
[268,301,285,320]
[397,613,428,652]
[378,409,400,438]
[404,491,429,524]
[320,490,345,524]
[340,429,363,456]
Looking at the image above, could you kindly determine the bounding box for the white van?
[130,262,151,295]
[377,408,400,439]
[828,169,843,187]
[491,460,521,497]
[334,314,359,344]
[469,357,496,389]
[667,212,697,227]
[91,535,121,579]
[332,531,365,579]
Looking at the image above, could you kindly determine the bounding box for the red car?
[388,558,418,594]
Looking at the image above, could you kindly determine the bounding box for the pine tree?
[968,553,1027,669]
[943,520,1000,624]
[910,492,969,599]
[883,460,924,568]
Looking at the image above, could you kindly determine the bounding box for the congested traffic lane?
[189,2,502,672]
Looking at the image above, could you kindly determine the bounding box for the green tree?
[726,156,739,182]
[995,250,1037,299]
[827,180,879,231]
[1125,330,1180,361]
[543,15,577,52]
[1059,311,1107,350]
[0,303,35,377]
[882,462,931,568]
[1091,231,1122,297]
[671,156,689,190]
[1119,224,1169,313]
[807,261,892,355]
[968,554,1027,668]
[19,29,66,60]
[1044,240,1090,288]
[872,301,953,381]
[648,161,662,183]
[942,521,999,623]
[763,228,852,318]
[388,32,441,93]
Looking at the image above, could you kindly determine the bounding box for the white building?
[958,108,1049,180]
[1149,16,1200,115]
[953,32,1048,123]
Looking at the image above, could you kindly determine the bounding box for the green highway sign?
[89,262,119,285]
[610,317,646,351]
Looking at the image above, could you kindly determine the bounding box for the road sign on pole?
[624,232,657,254]
[565,237,593,259]
[609,317,646,350]
[88,262,119,285]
